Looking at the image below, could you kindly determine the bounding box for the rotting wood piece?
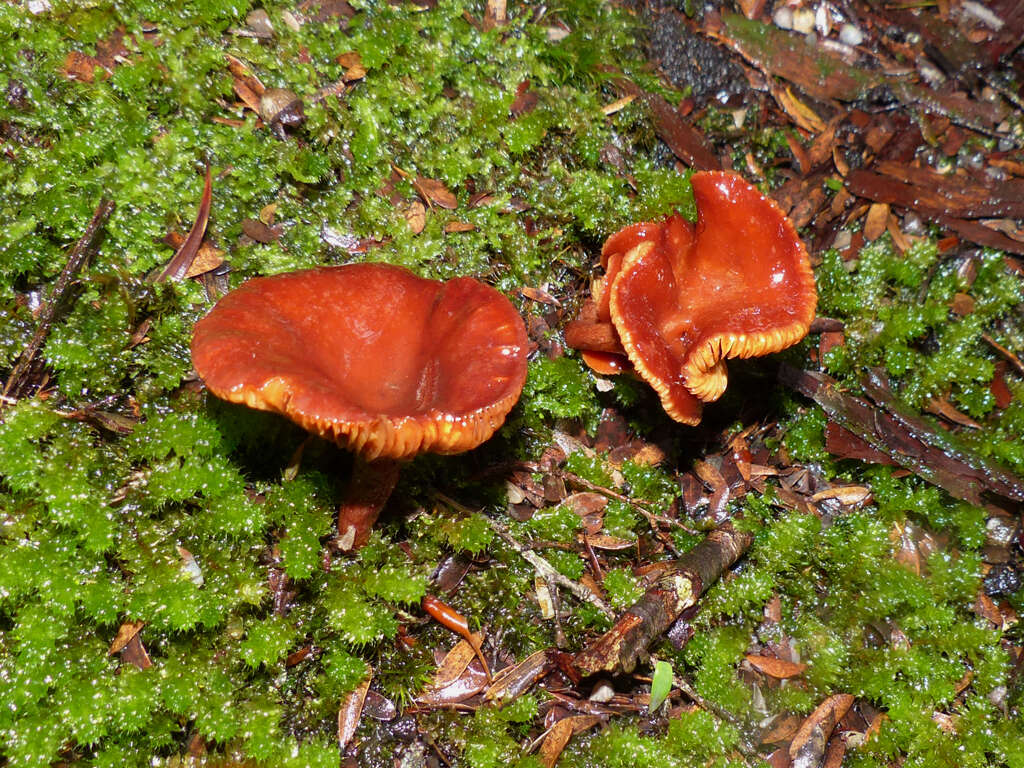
[573,521,753,676]
[779,366,1024,506]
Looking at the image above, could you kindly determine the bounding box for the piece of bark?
[574,522,753,675]
[780,366,1024,505]
[845,168,1024,220]
[644,93,721,171]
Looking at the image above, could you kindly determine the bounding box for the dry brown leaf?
[774,86,826,133]
[519,285,560,306]
[416,658,488,706]
[582,533,635,551]
[539,716,575,768]
[484,649,549,702]
[156,167,213,283]
[63,51,107,83]
[415,176,458,209]
[925,396,982,428]
[108,620,145,655]
[338,670,372,749]
[403,199,426,234]
[121,633,153,670]
[950,292,976,316]
[863,203,890,241]
[337,51,367,81]
[745,654,807,679]
[789,693,855,764]
[444,220,476,233]
[759,713,803,746]
[429,637,480,690]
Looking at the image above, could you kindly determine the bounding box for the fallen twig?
[2,197,114,402]
[574,521,753,675]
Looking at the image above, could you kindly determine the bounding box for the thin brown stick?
[574,521,753,675]
[2,197,114,401]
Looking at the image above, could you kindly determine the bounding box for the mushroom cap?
[191,263,529,461]
[606,171,817,423]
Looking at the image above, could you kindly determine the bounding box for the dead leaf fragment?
[337,51,367,81]
[863,203,890,241]
[63,51,107,83]
[444,220,476,233]
[338,669,372,749]
[155,167,213,283]
[789,693,855,767]
[429,637,480,690]
[403,199,426,234]
[539,716,574,768]
[484,649,550,702]
[415,176,457,209]
[745,654,807,679]
[108,620,145,655]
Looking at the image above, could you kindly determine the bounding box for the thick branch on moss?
[574,522,753,675]
[780,365,1024,505]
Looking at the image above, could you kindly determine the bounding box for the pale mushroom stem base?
[336,456,401,551]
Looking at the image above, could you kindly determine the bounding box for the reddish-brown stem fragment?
[336,457,401,550]
[563,319,625,355]
[573,522,753,676]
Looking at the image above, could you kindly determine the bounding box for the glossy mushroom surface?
[191,263,529,461]
[567,171,817,424]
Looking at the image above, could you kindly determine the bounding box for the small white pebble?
[792,7,816,34]
[773,5,794,30]
[589,682,615,703]
[839,22,864,46]
[815,3,831,36]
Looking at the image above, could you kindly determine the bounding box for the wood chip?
[539,716,575,768]
[602,95,635,115]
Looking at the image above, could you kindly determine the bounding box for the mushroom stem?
[337,457,401,550]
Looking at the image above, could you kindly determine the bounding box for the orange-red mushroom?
[565,170,817,424]
[191,263,528,549]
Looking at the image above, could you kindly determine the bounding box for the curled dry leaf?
[415,176,458,209]
[156,167,213,283]
[744,654,807,679]
[337,51,367,81]
[429,637,480,690]
[108,620,145,655]
[444,220,476,233]
[789,693,855,768]
[539,715,602,768]
[484,649,550,703]
[338,669,372,749]
[602,95,635,115]
[416,658,488,706]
